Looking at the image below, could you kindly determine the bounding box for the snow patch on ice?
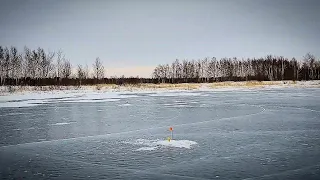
[126,139,197,151]
[149,91,202,97]
[60,99,120,103]
[50,122,76,126]
[0,99,49,108]
[0,112,32,116]
[118,103,132,107]
[166,105,194,108]
[136,146,158,151]
[155,140,198,149]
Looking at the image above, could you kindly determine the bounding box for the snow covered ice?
[1,87,320,179]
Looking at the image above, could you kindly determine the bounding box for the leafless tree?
[61,59,72,78]
[0,46,4,85]
[55,50,64,78]
[93,57,104,80]
[37,48,55,78]
[10,47,23,85]
[84,64,89,79]
[77,64,86,85]
[304,53,316,80]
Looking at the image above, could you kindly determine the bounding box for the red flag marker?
[169,127,173,140]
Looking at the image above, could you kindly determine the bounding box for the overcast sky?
[0,0,319,77]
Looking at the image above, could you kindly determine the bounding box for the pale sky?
[0,0,319,77]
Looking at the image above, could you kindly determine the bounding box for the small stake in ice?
[168,127,173,142]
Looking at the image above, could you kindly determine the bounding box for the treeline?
[153,55,320,83]
[0,45,109,86]
[1,45,320,86]
[0,45,162,85]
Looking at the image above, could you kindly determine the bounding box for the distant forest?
[1,45,320,86]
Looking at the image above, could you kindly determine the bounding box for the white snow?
[126,139,198,151]
[136,146,158,151]
[59,99,121,103]
[155,140,198,149]
[118,103,132,107]
[50,122,76,126]
[149,91,202,97]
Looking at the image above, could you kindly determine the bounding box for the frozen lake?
[1,88,320,179]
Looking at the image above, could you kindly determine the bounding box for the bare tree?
[47,51,56,78]
[207,58,217,79]
[304,53,316,80]
[3,47,11,80]
[37,48,55,78]
[27,49,39,78]
[152,66,161,81]
[61,59,72,78]
[77,64,86,85]
[84,64,89,79]
[56,50,64,78]
[23,47,31,78]
[10,47,23,85]
[0,46,4,84]
[174,59,181,79]
[93,57,104,80]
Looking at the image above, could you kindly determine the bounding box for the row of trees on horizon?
[153,54,320,83]
[1,45,320,86]
[0,46,108,86]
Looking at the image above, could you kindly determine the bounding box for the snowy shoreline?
[0,80,319,95]
[0,81,319,108]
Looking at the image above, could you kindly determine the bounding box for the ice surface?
[1,87,320,179]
